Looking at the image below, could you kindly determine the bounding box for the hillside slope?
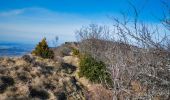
[0,55,86,100]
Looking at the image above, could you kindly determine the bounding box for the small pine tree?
[32,38,54,59]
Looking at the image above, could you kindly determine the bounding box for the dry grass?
[0,55,86,100]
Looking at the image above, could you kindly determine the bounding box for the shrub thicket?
[79,55,112,86]
[32,38,54,59]
[72,48,79,56]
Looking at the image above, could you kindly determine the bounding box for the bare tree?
[161,0,170,31]
[76,1,170,100]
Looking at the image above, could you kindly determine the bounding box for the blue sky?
[0,0,169,45]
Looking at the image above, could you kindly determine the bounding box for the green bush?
[79,55,112,86]
[72,48,79,56]
[32,38,54,59]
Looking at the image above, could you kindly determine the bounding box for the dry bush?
[29,87,50,99]
[76,3,170,99]
[86,84,113,100]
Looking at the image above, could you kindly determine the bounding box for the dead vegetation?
[0,54,86,100]
[75,2,170,99]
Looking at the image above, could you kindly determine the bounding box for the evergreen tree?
[32,38,54,59]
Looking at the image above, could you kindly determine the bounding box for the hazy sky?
[0,0,169,45]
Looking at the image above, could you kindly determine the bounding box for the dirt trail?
[62,56,92,88]
[62,55,113,100]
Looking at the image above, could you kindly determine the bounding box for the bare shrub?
[86,84,113,100]
[161,0,170,31]
[76,3,170,99]
[29,87,49,99]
